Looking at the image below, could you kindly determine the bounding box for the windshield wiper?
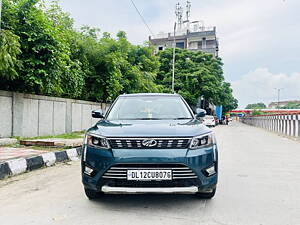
[173,117,193,120]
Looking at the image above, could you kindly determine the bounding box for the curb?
[0,147,82,180]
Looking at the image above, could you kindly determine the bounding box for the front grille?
[108,138,191,149]
[102,164,198,180]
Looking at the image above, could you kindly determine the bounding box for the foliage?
[219,82,238,113]
[25,131,85,140]
[279,102,300,109]
[76,28,161,102]
[246,102,266,109]
[0,30,21,80]
[251,110,264,116]
[0,0,238,112]
[1,0,85,97]
[157,48,238,111]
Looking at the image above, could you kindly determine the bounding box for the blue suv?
[82,93,218,199]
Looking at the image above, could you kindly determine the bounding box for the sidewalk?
[0,137,83,180]
[0,147,48,162]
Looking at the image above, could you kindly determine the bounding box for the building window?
[206,40,215,48]
[189,42,198,50]
[198,41,202,49]
[202,37,206,49]
[176,42,185,49]
[158,46,164,51]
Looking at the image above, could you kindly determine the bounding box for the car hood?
[88,119,211,137]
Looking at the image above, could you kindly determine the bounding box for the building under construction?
[149,1,219,57]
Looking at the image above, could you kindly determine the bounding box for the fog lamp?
[205,165,216,176]
[84,166,94,176]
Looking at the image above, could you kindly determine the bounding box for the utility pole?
[172,22,177,93]
[275,88,283,109]
[186,1,191,22]
[175,3,183,31]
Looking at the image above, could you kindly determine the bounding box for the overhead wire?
[129,0,154,36]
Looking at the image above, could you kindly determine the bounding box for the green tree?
[219,82,238,113]
[252,109,264,116]
[78,28,161,102]
[0,30,21,80]
[245,103,266,109]
[157,48,238,112]
[1,0,85,98]
[279,102,300,109]
[0,0,237,109]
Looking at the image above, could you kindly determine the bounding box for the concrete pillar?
[283,119,287,135]
[281,118,284,134]
[65,100,72,133]
[287,119,291,136]
[12,93,24,137]
[296,118,300,137]
[0,93,13,138]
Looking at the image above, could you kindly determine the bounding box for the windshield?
[107,96,193,120]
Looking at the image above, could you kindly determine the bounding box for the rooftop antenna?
[175,3,183,30]
[186,1,191,22]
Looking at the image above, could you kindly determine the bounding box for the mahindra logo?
[142,139,157,147]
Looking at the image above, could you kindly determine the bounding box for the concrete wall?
[241,114,300,138]
[0,90,109,138]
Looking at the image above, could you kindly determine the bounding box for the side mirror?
[195,108,206,118]
[92,109,104,118]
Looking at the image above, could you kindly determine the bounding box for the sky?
[57,0,300,108]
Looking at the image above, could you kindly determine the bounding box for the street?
[0,122,299,225]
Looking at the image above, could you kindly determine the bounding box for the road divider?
[241,114,300,137]
[0,147,82,180]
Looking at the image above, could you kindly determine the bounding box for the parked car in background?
[214,116,220,125]
[202,115,216,127]
[82,93,218,199]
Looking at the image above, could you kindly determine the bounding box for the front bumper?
[82,145,218,193]
[101,185,198,194]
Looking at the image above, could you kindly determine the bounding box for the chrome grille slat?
[103,164,198,180]
[108,138,191,149]
[173,173,196,176]
[107,170,126,173]
[102,176,127,179]
[173,176,198,179]
[105,173,127,176]
[110,167,191,170]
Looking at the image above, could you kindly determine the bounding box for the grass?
[19,131,85,140]
[0,131,85,149]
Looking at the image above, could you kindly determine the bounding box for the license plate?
[127,170,172,181]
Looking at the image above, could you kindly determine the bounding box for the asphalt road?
[0,122,300,225]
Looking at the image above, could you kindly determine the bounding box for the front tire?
[84,188,102,200]
[196,188,216,199]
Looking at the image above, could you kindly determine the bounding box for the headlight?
[86,133,110,149]
[189,133,215,149]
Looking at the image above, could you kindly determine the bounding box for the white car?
[202,115,216,127]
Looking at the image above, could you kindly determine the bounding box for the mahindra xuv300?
[82,93,218,199]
